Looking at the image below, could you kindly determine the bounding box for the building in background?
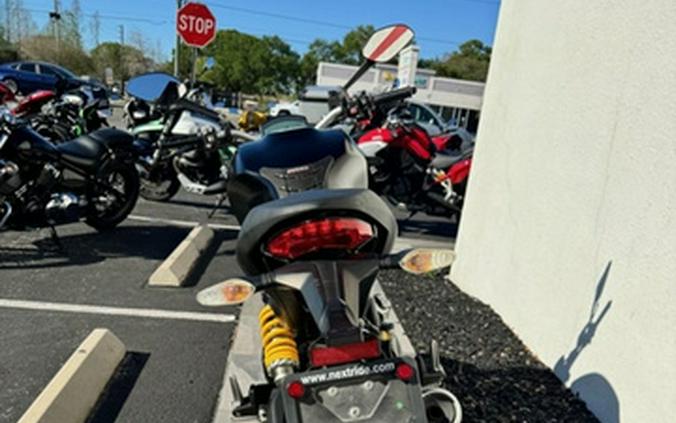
[316,61,484,132]
[451,0,676,422]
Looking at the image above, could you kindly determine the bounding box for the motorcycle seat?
[57,128,133,170]
[430,148,473,170]
[236,188,397,275]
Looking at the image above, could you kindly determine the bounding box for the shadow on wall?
[553,261,620,423]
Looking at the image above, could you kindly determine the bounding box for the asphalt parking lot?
[0,171,455,423]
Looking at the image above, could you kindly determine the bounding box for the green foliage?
[19,35,94,75]
[0,29,19,63]
[298,25,375,87]
[201,30,299,95]
[424,39,492,82]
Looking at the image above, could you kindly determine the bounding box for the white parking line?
[0,299,237,323]
[128,214,241,231]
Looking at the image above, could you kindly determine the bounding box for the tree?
[62,0,82,49]
[202,29,298,96]
[428,39,492,82]
[0,30,18,63]
[298,25,375,87]
[19,35,93,75]
[91,42,154,81]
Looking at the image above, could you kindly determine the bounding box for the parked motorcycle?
[204,24,463,423]
[0,107,139,232]
[312,87,471,220]
[126,72,254,204]
[31,86,111,143]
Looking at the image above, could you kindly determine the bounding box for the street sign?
[177,2,216,48]
[362,24,414,63]
[397,44,419,88]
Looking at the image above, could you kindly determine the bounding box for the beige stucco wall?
[451,0,676,422]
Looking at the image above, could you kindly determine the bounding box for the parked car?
[0,61,98,95]
[269,100,301,118]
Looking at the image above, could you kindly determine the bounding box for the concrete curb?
[148,225,215,287]
[18,328,126,423]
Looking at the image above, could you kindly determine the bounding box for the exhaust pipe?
[423,387,463,423]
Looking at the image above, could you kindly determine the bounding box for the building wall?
[451,0,676,422]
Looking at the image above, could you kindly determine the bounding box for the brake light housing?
[310,338,381,367]
[266,217,374,260]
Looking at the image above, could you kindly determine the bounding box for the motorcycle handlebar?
[372,86,417,106]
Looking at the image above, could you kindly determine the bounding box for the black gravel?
[379,270,600,423]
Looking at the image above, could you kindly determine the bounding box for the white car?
[269,101,301,118]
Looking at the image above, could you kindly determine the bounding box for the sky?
[18,0,501,60]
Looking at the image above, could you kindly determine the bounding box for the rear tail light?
[266,217,374,260]
[287,381,306,399]
[395,363,415,381]
[310,338,381,367]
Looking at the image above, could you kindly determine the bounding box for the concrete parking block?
[148,225,215,287]
[17,328,126,423]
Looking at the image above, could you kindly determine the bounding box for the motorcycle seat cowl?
[57,128,133,170]
[236,188,398,275]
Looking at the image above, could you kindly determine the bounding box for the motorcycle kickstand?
[48,225,65,253]
[207,194,226,219]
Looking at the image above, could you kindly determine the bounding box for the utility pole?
[49,0,61,50]
[119,24,126,93]
[174,0,183,77]
[4,0,11,42]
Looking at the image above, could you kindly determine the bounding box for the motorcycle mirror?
[126,72,181,103]
[343,24,414,92]
[362,24,415,63]
[196,278,255,306]
[399,248,455,275]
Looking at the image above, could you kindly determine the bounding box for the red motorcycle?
[0,81,57,118]
[355,96,472,219]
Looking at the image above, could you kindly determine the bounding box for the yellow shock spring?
[258,305,299,371]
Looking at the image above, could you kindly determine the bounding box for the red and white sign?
[177,2,216,48]
[362,24,414,63]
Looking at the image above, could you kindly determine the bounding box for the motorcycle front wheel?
[86,161,140,231]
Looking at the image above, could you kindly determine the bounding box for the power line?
[24,7,168,25]
[204,1,465,47]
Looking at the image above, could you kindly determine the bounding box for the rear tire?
[86,160,140,231]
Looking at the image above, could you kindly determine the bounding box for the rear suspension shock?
[258,304,299,383]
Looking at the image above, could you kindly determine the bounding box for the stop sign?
[177,2,216,48]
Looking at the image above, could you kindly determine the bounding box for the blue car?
[0,61,90,95]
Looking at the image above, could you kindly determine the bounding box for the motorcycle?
[31,87,111,143]
[126,72,254,205]
[0,107,139,233]
[204,24,463,422]
[313,86,472,220]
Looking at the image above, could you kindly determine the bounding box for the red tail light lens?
[310,338,381,367]
[287,381,306,399]
[395,363,415,381]
[266,217,374,260]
